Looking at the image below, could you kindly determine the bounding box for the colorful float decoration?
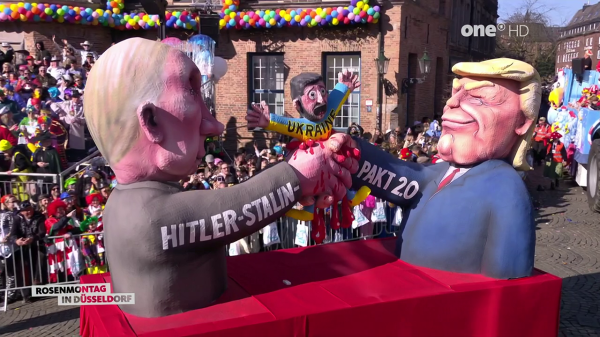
[0,0,380,30]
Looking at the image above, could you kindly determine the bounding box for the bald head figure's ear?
[137,101,163,144]
[516,116,534,136]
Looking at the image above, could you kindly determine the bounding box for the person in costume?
[541,132,567,191]
[45,199,82,282]
[51,90,85,161]
[79,216,106,275]
[61,191,85,222]
[532,116,550,166]
[85,193,104,218]
[245,71,367,240]
[83,38,358,317]
[349,58,540,279]
[1,139,33,201]
[31,131,62,184]
[38,113,68,170]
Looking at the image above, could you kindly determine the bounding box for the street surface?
[0,168,599,336]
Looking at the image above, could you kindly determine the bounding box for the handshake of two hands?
[285,134,360,210]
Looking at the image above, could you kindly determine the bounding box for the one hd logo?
[461,24,530,38]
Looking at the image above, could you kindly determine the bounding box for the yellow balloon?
[332,18,339,25]
[265,10,270,15]
[356,1,363,8]
[373,18,378,23]
[31,3,37,7]
[124,15,130,20]
[17,2,24,8]
[113,8,120,14]
[316,7,322,13]
[280,9,286,15]
[0,5,4,11]
[219,19,225,26]
[9,4,17,11]
[106,10,112,15]
[57,17,64,23]
[73,7,80,12]
[363,4,369,10]
[229,12,235,19]
[20,14,26,21]
[225,0,232,5]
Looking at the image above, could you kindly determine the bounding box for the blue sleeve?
[351,138,436,208]
[481,171,535,279]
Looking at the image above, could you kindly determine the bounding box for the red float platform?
[80,238,562,337]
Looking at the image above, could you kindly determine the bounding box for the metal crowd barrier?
[0,232,105,312]
[0,172,60,202]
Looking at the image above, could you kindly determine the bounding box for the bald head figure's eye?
[188,68,201,98]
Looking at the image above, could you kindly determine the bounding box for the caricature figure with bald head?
[84,38,359,318]
[351,58,541,279]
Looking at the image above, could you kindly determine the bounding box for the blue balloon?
[86,8,93,14]
[228,18,235,26]
[176,19,182,26]
[275,14,281,21]
[4,8,10,15]
[326,15,332,22]
[190,20,196,26]
[86,15,93,22]
[62,5,68,11]
[166,20,173,27]
[290,10,296,17]
[50,5,57,11]
[229,4,236,10]
[33,15,40,21]
[24,3,32,10]
[259,11,265,17]
[265,22,271,28]
[279,17,286,25]
[331,10,338,17]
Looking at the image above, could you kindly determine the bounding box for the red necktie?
[437,168,461,192]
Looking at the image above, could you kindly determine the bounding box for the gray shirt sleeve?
[156,162,302,251]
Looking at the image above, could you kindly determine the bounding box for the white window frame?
[323,53,361,129]
[249,54,285,117]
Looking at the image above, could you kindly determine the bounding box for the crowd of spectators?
[0,38,112,304]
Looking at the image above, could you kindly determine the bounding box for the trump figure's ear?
[137,101,163,144]
[516,116,534,136]
[293,98,302,113]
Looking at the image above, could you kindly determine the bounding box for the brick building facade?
[0,0,487,151]
[556,2,600,72]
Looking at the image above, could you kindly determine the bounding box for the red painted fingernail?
[353,148,361,158]
[299,143,307,150]
[336,154,346,163]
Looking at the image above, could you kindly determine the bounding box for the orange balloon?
[310,11,316,18]
[326,8,332,14]
[249,18,255,25]
[11,11,19,19]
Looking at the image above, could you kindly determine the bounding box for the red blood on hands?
[330,203,340,230]
[341,195,354,229]
[287,140,302,151]
[311,209,326,244]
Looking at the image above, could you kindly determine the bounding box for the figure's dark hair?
[290,73,323,100]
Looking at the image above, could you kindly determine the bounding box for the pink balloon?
[0,13,6,20]
[258,18,265,26]
[179,14,187,21]
[125,23,132,29]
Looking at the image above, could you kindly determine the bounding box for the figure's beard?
[299,102,327,122]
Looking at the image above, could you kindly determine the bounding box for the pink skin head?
[295,81,328,121]
[112,50,224,183]
[438,77,533,165]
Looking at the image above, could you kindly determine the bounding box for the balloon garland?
[0,0,380,30]
[0,1,199,30]
[219,0,381,29]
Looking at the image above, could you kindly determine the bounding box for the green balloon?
[373,12,380,19]
[44,8,52,15]
[224,9,231,15]
[243,14,249,21]
[57,8,64,15]
[353,7,360,15]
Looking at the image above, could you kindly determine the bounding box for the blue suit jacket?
[352,139,535,279]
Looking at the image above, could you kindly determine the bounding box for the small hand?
[36,162,45,167]
[245,101,270,129]
[63,233,71,239]
[338,69,361,92]
[52,35,56,41]
[62,39,68,45]
[5,171,11,175]
[67,210,76,218]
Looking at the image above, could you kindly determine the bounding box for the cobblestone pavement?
[0,168,599,336]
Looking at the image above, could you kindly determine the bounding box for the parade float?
[77,37,561,336]
[547,68,600,212]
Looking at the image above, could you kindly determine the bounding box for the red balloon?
[75,15,81,21]
[367,16,373,22]
[40,12,46,19]
[180,14,187,21]
[26,12,33,20]
[275,9,280,14]
[253,14,259,21]
[182,11,188,16]
[359,11,367,18]
[165,12,171,20]
[337,14,344,21]
[18,7,27,14]
[343,17,350,24]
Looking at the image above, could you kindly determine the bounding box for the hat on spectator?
[47,86,59,98]
[50,56,61,62]
[18,65,27,71]
[205,154,214,163]
[64,177,77,189]
[18,201,33,210]
[47,199,67,218]
[0,139,12,153]
[80,216,99,232]
[86,52,94,57]
[0,195,14,205]
[81,41,92,46]
[59,192,73,200]
[62,74,72,82]
[1,43,10,47]
[71,90,81,98]
[39,194,51,201]
[4,84,13,91]
[214,158,223,165]
[400,148,413,160]
[31,97,41,106]
[86,193,104,205]
[26,55,34,60]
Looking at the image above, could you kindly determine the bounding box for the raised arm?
[157,162,302,251]
[351,138,437,208]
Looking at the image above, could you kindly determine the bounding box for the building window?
[248,53,285,116]
[323,53,361,128]
[597,50,600,59]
